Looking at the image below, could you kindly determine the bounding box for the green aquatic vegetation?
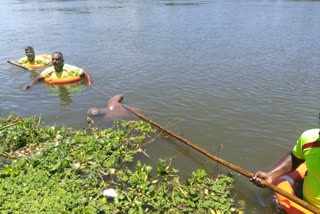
[0,114,245,213]
[0,115,62,154]
[113,161,244,213]
[122,120,155,133]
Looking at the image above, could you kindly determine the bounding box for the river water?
[1,0,320,213]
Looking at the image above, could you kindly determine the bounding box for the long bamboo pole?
[93,86,320,214]
[7,60,33,71]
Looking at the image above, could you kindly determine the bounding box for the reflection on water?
[44,82,84,107]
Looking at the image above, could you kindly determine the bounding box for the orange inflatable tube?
[38,54,52,61]
[274,163,312,214]
[26,64,46,69]
[44,76,82,84]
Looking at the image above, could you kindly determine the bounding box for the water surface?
[1,0,320,213]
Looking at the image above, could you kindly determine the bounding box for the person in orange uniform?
[23,52,93,89]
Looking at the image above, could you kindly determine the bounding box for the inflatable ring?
[38,54,52,61]
[26,64,47,69]
[44,76,82,84]
[25,54,52,69]
[274,163,311,214]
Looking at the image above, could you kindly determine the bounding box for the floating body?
[88,94,134,121]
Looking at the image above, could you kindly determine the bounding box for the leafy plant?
[0,114,245,213]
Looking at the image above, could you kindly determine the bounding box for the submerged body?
[88,94,134,121]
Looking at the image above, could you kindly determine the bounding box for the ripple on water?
[1,1,320,213]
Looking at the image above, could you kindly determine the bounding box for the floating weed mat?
[0,114,57,155]
[0,114,245,213]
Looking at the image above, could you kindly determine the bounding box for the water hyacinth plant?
[0,114,245,213]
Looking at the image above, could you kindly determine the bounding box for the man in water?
[18,46,51,68]
[250,129,320,208]
[23,52,93,89]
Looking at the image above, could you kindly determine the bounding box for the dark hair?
[25,46,34,51]
[52,52,64,59]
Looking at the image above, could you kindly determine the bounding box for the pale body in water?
[88,94,137,121]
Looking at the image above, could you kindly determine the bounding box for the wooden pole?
[7,60,33,71]
[92,86,320,213]
[122,105,320,214]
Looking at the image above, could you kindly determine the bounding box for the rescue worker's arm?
[81,70,93,87]
[250,152,304,187]
[23,74,45,90]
